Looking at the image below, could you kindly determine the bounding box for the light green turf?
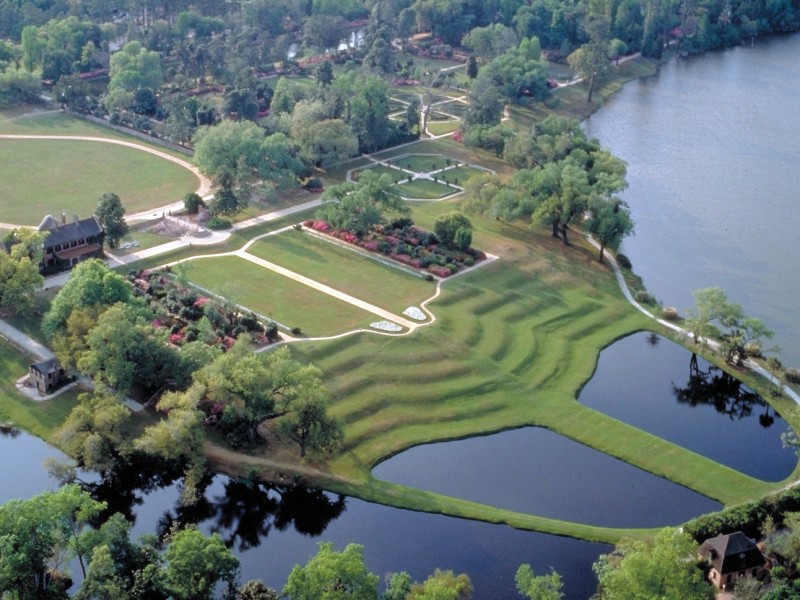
[442,165,487,185]
[351,164,404,182]
[0,139,198,225]
[184,255,379,336]
[426,121,460,136]
[394,178,458,199]
[390,154,450,173]
[246,230,435,314]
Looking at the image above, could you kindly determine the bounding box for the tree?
[0,485,105,596]
[434,212,472,249]
[568,0,613,102]
[407,569,473,600]
[283,542,379,600]
[464,74,503,128]
[466,54,478,79]
[290,100,359,168]
[462,24,518,60]
[279,395,343,457]
[515,564,563,600]
[0,64,42,107]
[384,572,413,600]
[163,527,239,600]
[193,120,303,194]
[95,192,128,248]
[336,73,392,153]
[224,87,259,121]
[0,228,46,316]
[78,302,184,394]
[43,259,132,338]
[55,391,133,477]
[583,199,635,263]
[315,60,334,87]
[183,192,205,214]
[593,528,714,600]
[104,41,163,112]
[684,287,775,365]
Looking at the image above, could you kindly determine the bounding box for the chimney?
[61,212,66,225]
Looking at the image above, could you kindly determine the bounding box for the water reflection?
[580,332,796,481]
[673,353,766,423]
[156,478,346,551]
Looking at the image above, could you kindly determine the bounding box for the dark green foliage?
[183,192,205,214]
[616,254,632,269]
[206,217,232,230]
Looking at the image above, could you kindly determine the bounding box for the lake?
[583,33,800,369]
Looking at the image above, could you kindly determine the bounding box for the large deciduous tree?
[0,485,104,596]
[583,199,635,263]
[0,228,46,316]
[163,527,239,600]
[279,394,343,457]
[283,542,379,600]
[593,528,714,600]
[94,192,128,248]
[407,568,473,600]
[43,259,132,338]
[104,41,163,112]
[515,564,563,600]
[290,100,359,168]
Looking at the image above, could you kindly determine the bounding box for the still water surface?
[583,34,800,368]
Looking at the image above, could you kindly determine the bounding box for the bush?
[635,290,652,304]
[304,177,323,191]
[207,217,232,230]
[785,368,800,384]
[265,321,279,342]
[290,326,302,336]
[424,273,434,281]
[616,253,632,269]
[662,307,679,321]
[183,192,205,214]
[463,256,475,267]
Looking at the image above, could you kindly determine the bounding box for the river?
[584,33,800,368]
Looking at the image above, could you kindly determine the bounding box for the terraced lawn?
[282,207,794,541]
[351,164,404,182]
[442,165,487,185]
[246,231,435,315]
[185,255,378,336]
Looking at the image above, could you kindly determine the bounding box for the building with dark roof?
[28,358,69,395]
[699,531,768,590]
[39,213,104,273]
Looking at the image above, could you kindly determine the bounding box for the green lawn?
[394,178,458,199]
[442,165,487,185]
[390,154,450,173]
[185,255,378,336]
[351,164,405,182]
[246,231,435,314]
[0,139,199,225]
[0,342,80,441]
[425,121,460,136]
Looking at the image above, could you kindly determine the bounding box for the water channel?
[3,33,800,600]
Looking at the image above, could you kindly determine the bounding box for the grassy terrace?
[184,255,377,336]
[246,231,434,315]
[390,154,450,172]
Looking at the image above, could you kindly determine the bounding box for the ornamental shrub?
[616,253,632,269]
[207,217,232,230]
[785,368,800,384]
[635,290,652,304]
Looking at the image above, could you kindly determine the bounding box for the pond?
[2,429,609,599]
[372,427,720,529]
[579,332,797,482]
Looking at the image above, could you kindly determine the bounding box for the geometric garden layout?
[347,153,494,200]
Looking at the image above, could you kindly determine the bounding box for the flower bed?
[130,269,281,350]
[302,219,486,278]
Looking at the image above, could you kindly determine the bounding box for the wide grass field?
[184,255,378,336]
[246,230,435,314]
[0,111,200,225]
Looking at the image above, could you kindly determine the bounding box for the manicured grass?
[351,164,404,181]
[185,255,377,336]
[425,121,459,136]
[390,154,450,173]
[442,165,488,185]
[112,230,174,254]
[246,230,435,314]
[0,342,81,441]
[0,139,199,225]
[394,178,458,199]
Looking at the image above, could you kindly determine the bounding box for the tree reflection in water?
[672,353,775,427]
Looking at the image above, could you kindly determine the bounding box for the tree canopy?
[283,542,379,600]
[94,191,128,248]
